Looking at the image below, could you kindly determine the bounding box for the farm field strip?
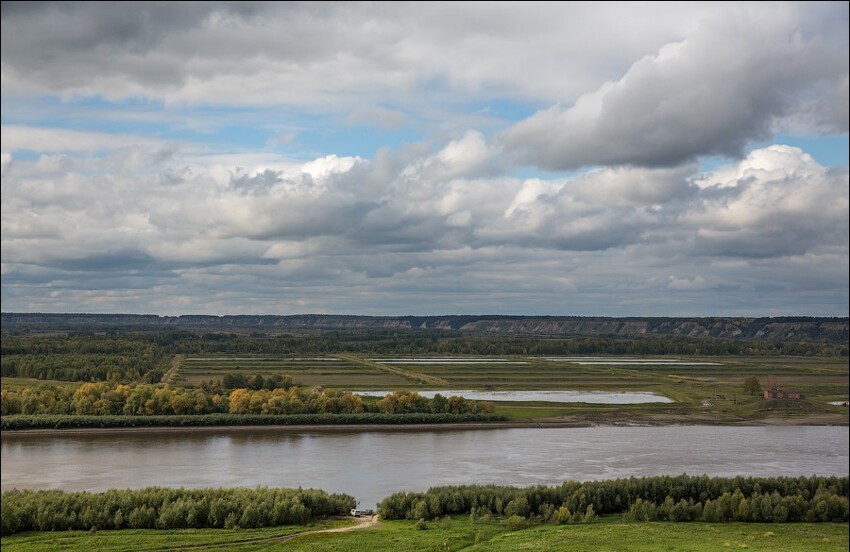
[342,354,451,385]
[369,357,515,361]
[181,354,413,387]
[572,360,722,365]
[370,360,530,364]
[185,357,341,362]
[182,365,367,372]
[543,356,685,360]
[176,354,847,408]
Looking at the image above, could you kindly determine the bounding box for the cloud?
[667,275,708,291]
[1,132,846,315]
[0,152,11,175]
[685,145,849,258]
[501,4,849,170]
[271,131,297,146]
[776,74,850,134]
[1,3,847,316]
[346,106,408,131]
[0,2,719,109]
[0,125,172,153]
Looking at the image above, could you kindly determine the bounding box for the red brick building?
[763,388,802,400]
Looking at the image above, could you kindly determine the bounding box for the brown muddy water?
[2,426,847,508]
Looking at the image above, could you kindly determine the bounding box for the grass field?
[3,517,847,551]
[173,353,849,425]
[3,353,847,425]
[0,520,344,552]
[178,354,848,390]
[178,355,412,388]
[0,377,80,390]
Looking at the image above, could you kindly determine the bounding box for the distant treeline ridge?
[3,313,847,343]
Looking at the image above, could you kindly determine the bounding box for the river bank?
[2,412,846,438]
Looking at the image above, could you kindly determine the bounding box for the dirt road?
[259,514,379,544]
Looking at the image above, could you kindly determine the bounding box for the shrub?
[504,514,529,531]
[554,506,572,524]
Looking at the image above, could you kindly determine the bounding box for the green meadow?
[3,517,847,552]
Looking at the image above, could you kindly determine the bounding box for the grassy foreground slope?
[2,517,847,552]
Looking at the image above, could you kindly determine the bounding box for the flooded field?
[354,389,673,403]
[543,357,722,365]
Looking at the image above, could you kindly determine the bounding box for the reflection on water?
[2,426,847,508]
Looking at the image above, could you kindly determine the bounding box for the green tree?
[743,376,761,396]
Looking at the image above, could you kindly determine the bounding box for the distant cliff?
[2,313,847,343]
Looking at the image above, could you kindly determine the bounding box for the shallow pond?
[353,389,674,403]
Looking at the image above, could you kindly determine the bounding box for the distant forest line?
[2,313,848,344]
[1,331,847,384]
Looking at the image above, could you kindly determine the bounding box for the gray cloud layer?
[502,4,849,170]
[0,2,717,108]
[1,2,848,315]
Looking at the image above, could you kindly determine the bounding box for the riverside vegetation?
[2,476,847,535]
[2,476,847,550]
[377,475,849,524]
[0,379,496,417]
[1,487,355,535]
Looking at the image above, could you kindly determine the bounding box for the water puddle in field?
[543,357,721,365]
[352,389,673,404]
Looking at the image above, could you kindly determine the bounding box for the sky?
[1,1,848,317]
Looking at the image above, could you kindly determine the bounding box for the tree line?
[1,382,494,418]
[163,332,850,357]
[3,475,846,536]
[0,487,354,535]
[377,475,849,523]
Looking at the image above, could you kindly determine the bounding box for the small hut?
[763,388,801,400]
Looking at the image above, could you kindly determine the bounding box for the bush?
[504,514,529,530]
[554,506,572,524]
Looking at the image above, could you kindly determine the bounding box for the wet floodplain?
[353,389,674,403]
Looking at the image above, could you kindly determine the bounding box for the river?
[2,426,847,508]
